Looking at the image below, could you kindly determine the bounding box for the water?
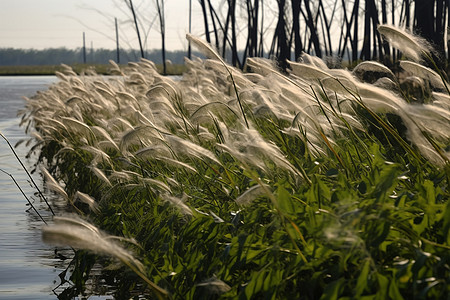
[0,76,60,299]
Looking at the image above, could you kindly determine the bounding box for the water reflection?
[0,76,119,299]
[0,76,60,299]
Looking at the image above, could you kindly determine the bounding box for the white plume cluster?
[42,216,145,273]
[19,25,449,293]
[18,27,449,217]
[21,27,450,204]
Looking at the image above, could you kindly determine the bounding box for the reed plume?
[186,34,249,128]
[42,216,168,299]
[400,60,447,90]
[378,24,431,62]
[40,166,68,201]
[15,24,450,298]
[74,191,99,213]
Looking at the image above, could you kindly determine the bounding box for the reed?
[0,168,47,224]
[42,216,168,299]
[17,26,450,299]
[0,131,55,215]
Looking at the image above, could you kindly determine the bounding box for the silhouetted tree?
[414,0,447,67]
[271,0,289,70]
[198,0,211,44]
[243,0,260,62]
[155,0,166,74]
[291,0,303,61]
[303,0,322,58]
[194,0,450,69]
[128,0,145,58]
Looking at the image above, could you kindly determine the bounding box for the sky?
[0,0,205,51]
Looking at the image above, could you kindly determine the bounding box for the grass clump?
[19,26,450,299]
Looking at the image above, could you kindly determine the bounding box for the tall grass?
[20,25,450,299]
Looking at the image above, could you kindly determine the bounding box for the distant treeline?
[0,48,192,66]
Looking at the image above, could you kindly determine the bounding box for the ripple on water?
[0,76,62,300]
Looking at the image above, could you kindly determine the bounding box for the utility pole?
[82,32,87,64]
[188,0,192,59]
[91,41,94,63]
[115,17,120,63]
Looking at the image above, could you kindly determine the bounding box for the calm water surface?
[0,76,61,299]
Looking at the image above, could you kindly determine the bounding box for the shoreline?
[0,63,186,76]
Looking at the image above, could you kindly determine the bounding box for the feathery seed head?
[378,24,432,62]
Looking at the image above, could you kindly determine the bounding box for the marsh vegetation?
[15,25,450,299]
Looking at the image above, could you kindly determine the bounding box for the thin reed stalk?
[0,168,47,225]
[1,131,55,215]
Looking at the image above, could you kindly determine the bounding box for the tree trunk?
[156,0,166,75]
[273,0,289,70]
[434,0,445,54]
[352,0,359,62]
[304,0,322,57]
[338,0,355,61]
[367,0,383,60]
[381,0,391,60]
[318,0,333,56]
[199,0,211,43]
[414,0,445,67]
[414,0,435,43]
[207,0,220,50]
[291,0,303,61]
[243,0,259,63]
[360,0,371,60]
[129,0,145,58]
[229,0,239,68]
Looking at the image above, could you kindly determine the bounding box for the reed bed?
[20,26,450,299]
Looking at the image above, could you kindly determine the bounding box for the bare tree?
[352,0,359,62]
[318,0,334,56]
[243,0,260,62]
[155,0,166,74]
[271,0,289,70]
[258,0,265,57]
[291,0,303,61]
[229,0,240,67]
[303,0,322,57]
[128,0,145,58]
[380,0,390,59]
[194,0,450,70]
[198,0,212,43]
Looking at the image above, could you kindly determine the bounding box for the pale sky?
[0,0,205,51]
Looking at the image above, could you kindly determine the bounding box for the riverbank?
[0,63,187,76]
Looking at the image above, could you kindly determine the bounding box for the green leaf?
[244,269,265,299]
[388,279,404,300]
[277,184,296,215]
[320,278,345,300]
[372,163,400,201]
[442,200,450,243]
[375,273,389,300]
[307,175,331,209]
[355,260,370,297]
[422,180,435,204]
